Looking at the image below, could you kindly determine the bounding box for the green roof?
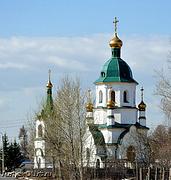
[89,125,105,146]
[95,56,137,84]
[98,122,149,130]
[45,88,53,114]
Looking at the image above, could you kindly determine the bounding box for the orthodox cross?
[88,89,91,103]
[113,17,119,35]
[48,69,51,82]
[141,87,144,101]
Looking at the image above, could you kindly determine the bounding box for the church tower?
[94,17,138,126]
[34,70,53,169]
[84,18,149,166]
[138,87,147,126]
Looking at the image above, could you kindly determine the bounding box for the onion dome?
[47,81,53,88]
[109,17,123,48]
[86,102,93,112]
[138,87,146,111]
[138,101,146,111]
[47,70,53,88]
[107,100,115,109]
[86,89,93,112]
[109,34,123,48]
[46,70,53,113]
[95,17,137,84]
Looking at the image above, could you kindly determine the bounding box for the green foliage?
[0,134,24,171]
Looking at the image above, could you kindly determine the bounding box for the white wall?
[114,108,138,124]
[94,108,107,124]
[101,128,124,144]
[95,83,137,108]
[94,107,137,125]
[35,119,45,138]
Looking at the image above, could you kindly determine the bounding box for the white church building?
[33,18,149,169]
[84,18,149,167]
[34,71,53,169]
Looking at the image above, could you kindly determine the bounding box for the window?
[38,125,43,137]
[126,146,135,162]
[96,159,100,168]
[111,91,115,102]
[123,91,128,103]
[86,148,90,160]
[101,72,105,77]
[99,90,103,103]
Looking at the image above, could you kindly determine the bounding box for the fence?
[82,161,171,180]
[16,161,171,180]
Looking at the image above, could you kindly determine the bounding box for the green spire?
[45,70,53,114]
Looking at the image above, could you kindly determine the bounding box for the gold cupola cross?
[141,87,144,101]
[113,17,119,35]
[48,69,51,82]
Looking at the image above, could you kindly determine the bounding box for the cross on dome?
[141,87,144,101]
[87,89,91,103]
[109,17,123,49]
[113,17,119,35]
[48,69,51,82]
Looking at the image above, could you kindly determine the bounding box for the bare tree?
[121,128,153,167]
[149,124,171,167]
[25,117,35,161]
[44,76,86,180]
[18,125,28,158]
[155,69,171,126]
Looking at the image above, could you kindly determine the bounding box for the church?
[84,18,149,167]
[33,18,149,169]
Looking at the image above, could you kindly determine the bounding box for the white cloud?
[0,62,28,69]
[0,35,169,73]
[0,34,170,138]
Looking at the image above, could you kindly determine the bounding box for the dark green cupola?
[95,18,137,84]
[38,70,54,120]
[45,70,53,114]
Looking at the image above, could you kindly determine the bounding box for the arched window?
[38,125,43,137]
[123,91,128,103]
[126,146,135,162]
[86,148,90,160]
[99,90,103,103]
[111,91,115,102]
[101,72,105,77]
[96,159,100,168]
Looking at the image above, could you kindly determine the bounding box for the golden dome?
[46,69,53,88]
[46,81,53,88]
[86,102,93,112]
[138,101,146,111]
[109,34,123,48]
[107,100,115,109]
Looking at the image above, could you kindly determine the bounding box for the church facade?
[84,18,149,167]
[34,71,53,169]
[33,18,149,169]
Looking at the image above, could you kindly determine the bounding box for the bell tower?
[34,70,53,169]
[138,87,147,126]
[94,17,138,125]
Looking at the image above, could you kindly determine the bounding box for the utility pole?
[0,133,4,173]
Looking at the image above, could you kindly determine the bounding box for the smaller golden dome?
[86,103,93,112]
[107,100,115,109]
[47,81,53,88]
[109,34,123,48]
[138,101,146,111]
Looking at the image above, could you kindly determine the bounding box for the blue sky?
[0,0,170,36]
[0,0,170,140]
